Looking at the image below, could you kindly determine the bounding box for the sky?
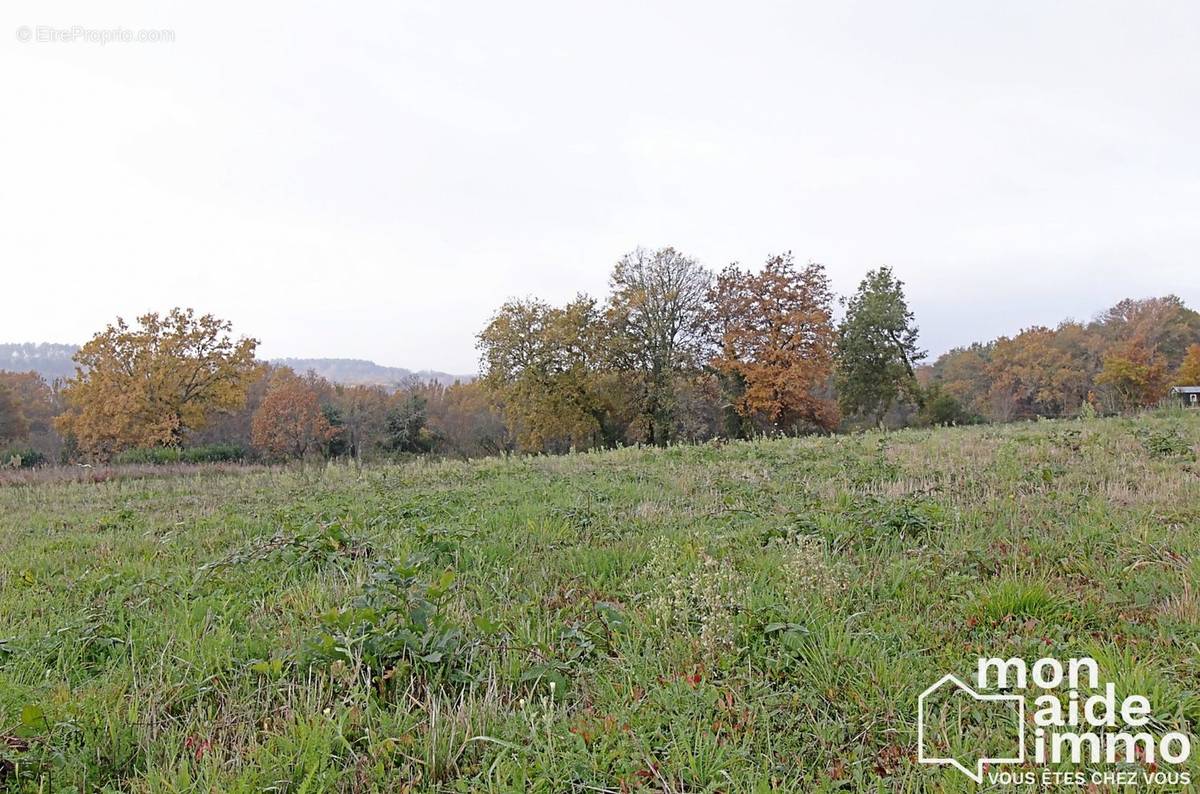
[3,1,1198,374]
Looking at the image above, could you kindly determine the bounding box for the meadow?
[1,411,1198,792]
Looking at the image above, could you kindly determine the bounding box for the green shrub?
[304,556,476,696]
[112,443,247,466]
[1,446,47,469]
[113,447,182,465]
[852,494,945,540]
[180,443,247,464]
[918,384,981,426]
[1137,427,1194,460]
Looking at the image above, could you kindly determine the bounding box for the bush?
[113,447,182,465]
[1137,427,1195,460]
[112,443,247,466]
[181,443,247,464]
[304,556,475,696]
[1,446,47,469]
[918,385,980,426]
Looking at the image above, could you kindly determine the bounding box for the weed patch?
[2,412,1198,790]
[1138,426,1196,460]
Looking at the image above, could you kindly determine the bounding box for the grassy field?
[2,412,1199,792]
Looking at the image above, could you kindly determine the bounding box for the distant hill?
[274,358,473,387]
[0,343,78,381]
[0,344,472,388]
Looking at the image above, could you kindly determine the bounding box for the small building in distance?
[1170,385,1200,408]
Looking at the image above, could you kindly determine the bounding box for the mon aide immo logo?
[918,656,1192,787]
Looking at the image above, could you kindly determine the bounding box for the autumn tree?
[928,343,993,418]
[1175,343,1200,386]
[424,381,510,459]
[1084,296,1197,412]
[56,309,259,458]
[0,372,57,437]
[835,267,925,424]
[250,370,335,459]
[1095,341,1169,412]
[985,325,1092,419]
[185,361,270,447]
[478,295,615,452]
[328,384,391,461]
[709,254,838,433]
[0,383,29,444]
[1093,296,1200,368]
[605,247,712,445]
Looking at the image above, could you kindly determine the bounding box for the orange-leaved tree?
[0,371,58,438]
[1175,343,1200,386]
[709,254,838,433]
[250,370,335,459]
[1095,341,1170,411]
[0,383,29,444]
[56,309,259,458]
[985,326,1092,420]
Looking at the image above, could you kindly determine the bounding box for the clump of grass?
[1158,581,1200,624]
[973,578,1065,624]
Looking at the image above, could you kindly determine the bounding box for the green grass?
[1,412,1199,791]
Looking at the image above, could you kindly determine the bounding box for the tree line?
[476,249,1199,452]
[0,309,507,465]
[1,251,1198,465]
[927,296,1200,422]
[476,249,925,452]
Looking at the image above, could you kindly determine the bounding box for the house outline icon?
[917,673,1026,783]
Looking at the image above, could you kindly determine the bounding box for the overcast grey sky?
[3,1,1198,373]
